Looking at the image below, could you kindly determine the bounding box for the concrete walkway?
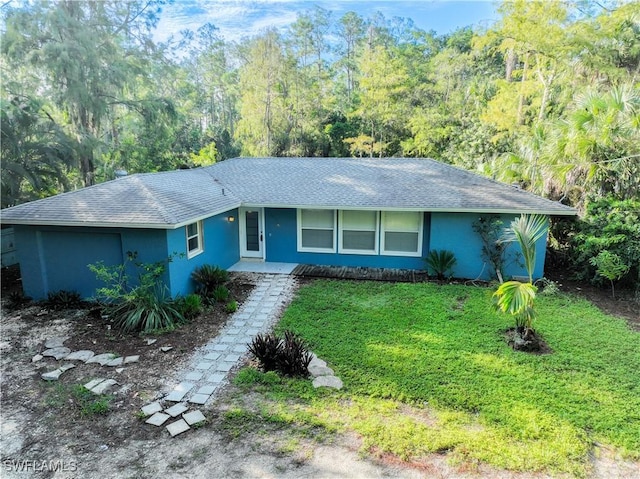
[160,273,297,406]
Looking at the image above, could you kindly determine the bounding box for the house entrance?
[239,207,264,259]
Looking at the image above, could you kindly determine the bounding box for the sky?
[154,0,499,44]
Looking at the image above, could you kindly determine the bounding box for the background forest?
[1,0,639,292]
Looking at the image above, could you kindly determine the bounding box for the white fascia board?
[239,203,577,216]
[172,202,242,228]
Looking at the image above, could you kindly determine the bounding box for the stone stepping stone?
[312,376,343,390]
[165,382,194,402]
[309,364,334,377]
[65,350,95,362]
[146,412,170,426]
[215,362,233,372]
[86,353,117,365]
[105,357,124,367]
[196,384,216,395]
[44,337,68,349]
[41,363,75,381]
[160,346,173,352]
[195,361,213,370]
[144,339,157,345]
[141,402,163,417]
[203,352,220,361]
[183,410,206,426]
[206,373,225,383]
[90,379,118,395]
[42,347,71,360]
[188,394,209,405]
[165,402,189,417]
[211,344,229,352]
[185,372,203,381]
[32,354,43,362]
[309,355,327,368]
[123,355,139,364]
[223,354,241,362]
[166,419,190,437]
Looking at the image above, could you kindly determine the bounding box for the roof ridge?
[131,176,178,224]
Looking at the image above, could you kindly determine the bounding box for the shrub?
[248,330,312,378]
[473,216,507,282]
[5,291,31,311]
[191,265,230,297]
[46,290,83,310]
[589,250,630,298]
[248,332,282,373]
[174,294,203,320]
[212,285,230,303]
[89,252,184,333]
[225,300,238,313]
[425,250,457,280]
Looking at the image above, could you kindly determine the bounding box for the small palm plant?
[493,214,547,345]
[425,249,457,280]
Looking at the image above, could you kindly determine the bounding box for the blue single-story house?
[0,157,576,300]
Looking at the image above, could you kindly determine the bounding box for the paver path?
[161,273,297,406]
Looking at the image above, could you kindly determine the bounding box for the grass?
[234,280,640,477]
[43,383,113,417]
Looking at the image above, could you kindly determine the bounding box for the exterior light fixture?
[227,215,235,222]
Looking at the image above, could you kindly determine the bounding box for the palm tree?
[492,214,547,341]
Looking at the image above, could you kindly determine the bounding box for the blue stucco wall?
[264,208,430,269]
[166,209,240,296]
[429,213,548,281]
[13,225,168,300]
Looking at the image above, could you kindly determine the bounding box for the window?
[298,209,336,252]
[381,211,423,256]
[339,210,378,254]
[186,221,203,258]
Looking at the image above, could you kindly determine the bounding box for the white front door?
[239,208,264,258]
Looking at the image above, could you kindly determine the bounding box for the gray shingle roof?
[206,157,576,215]
[0,168,241,228]
[0,157,575,228]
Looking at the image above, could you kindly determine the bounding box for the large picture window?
[298,209,336,252]
[381,211,423,256]
[339,210,378,254]
[186,221,203,258]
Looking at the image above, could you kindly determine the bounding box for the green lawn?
[233,280,640,477]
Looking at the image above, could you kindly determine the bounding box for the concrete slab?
[203,352,221,361]
[188,394,209,405]
[312,375,343,389]
[206,373,225,383]
[65,350,95,362]
[219,336,237,343]
[41,363,76,381]
[185,372,204,381]
[146,412,170,426]
[211,344,229,351]
[166,419,190,437]
[141,402,163,416]
[32,354,43,362]
[42,347,71,360]
[194,361,213,370]
[164,402,189,417]
[223,354,241,362]
[183,410,206,426]
[226,328,241,335]
[160,346,173,352]
[216,362,233,372]
[124,355,139,364]
[84,378,106,390]
[105,357,124,367]
[91,379,117,394]
[196,384,216,395]
[165,382,194,402]
[86,353,117,365]
[231,344,248,353]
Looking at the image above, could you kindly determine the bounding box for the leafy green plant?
[225,300,238,313]
[174,293,203,320]
[212,285,230,303]
[191,264,230,298]
[5,291,31,311]
[493,214,547,348]
[45,290,83,310]
[89,252,184,333]
[424,249,457,280]
[589,250,630,298]
[473,216,507,282]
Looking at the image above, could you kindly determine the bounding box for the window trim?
[297,209,336,253]
[380,211,423,257]
[186,220,204,259]
[338,210,379,255]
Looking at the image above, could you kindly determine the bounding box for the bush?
[174,294,203,320]
[248,330,312,378]
[225,300,238,313]
[191,265,229,297]
[425,249,457,280]
[212,285,230,303]
[89,252,184,333]
[5,291,31,311]
[46,290,83,310]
